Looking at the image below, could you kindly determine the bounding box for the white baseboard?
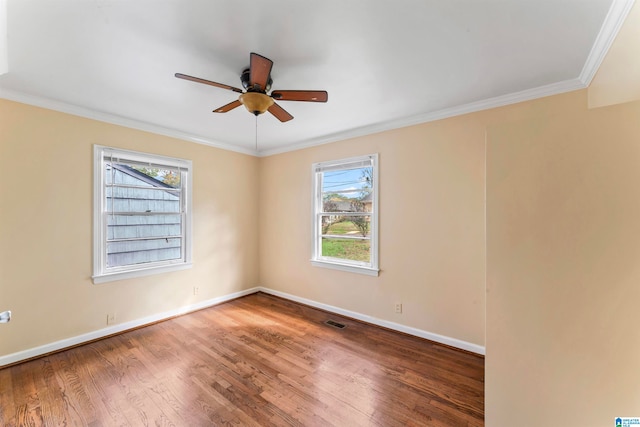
[0,285,484,367]
[0,287,260,367]
[257,287,486,355]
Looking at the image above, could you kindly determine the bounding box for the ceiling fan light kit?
[239,92,274,116]
[175,52,328,123]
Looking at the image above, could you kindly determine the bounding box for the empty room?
[1,1,640,426]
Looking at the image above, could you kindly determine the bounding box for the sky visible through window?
[322,167,371,198]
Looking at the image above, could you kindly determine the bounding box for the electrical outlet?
[395,303,402,314]
[107,313,116,325]
[193,286,199,295]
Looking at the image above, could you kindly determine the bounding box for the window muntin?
[93,146,192,283]
[312,154,378,275]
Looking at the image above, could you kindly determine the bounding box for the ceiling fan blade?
[175,73,243,93]
[249,52,273,91]
[213,99,242,113]
[268,102,294,122]
[271,90,328,102]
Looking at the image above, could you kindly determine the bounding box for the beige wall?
[486,90,640,426]
[260,88,640,425]
[0,99,259,357]
[486,8,640,424]
[259,116,487,348]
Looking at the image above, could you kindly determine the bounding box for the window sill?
[311,260,379,276]
[93,262,192,284]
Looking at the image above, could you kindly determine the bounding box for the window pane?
[321,215,371,238]
[105,162,181,213]
[322,166,372,198]
[106,188,181,213]
[107,238,182,267]
[105,163,181,188]
[321,238,370,263]
[107,214,182,240]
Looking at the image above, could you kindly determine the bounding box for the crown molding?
[579,0,636,86]
[3,0,633,159]
[0,76,596,160]
[259,78,586,157]
[260,0,635,157]
[0,88,259,156]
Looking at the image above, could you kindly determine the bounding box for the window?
[312,154,379,276]
[93,145,192,284]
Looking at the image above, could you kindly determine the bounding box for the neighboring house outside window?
[311,154,379,276]
[93,145,192,284]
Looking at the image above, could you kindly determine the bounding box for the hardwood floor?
[0,292,484,426]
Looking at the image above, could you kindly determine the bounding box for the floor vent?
[324,320,346,329]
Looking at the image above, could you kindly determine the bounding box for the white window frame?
[311,154,379,276]
[93,145,193,284]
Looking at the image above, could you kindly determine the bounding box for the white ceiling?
[0,0,633,156]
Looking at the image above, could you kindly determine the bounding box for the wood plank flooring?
[0,292,484,426]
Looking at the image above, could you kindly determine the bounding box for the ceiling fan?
[175,52,328,123]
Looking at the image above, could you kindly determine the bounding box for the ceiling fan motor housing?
[241,67,272,92]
